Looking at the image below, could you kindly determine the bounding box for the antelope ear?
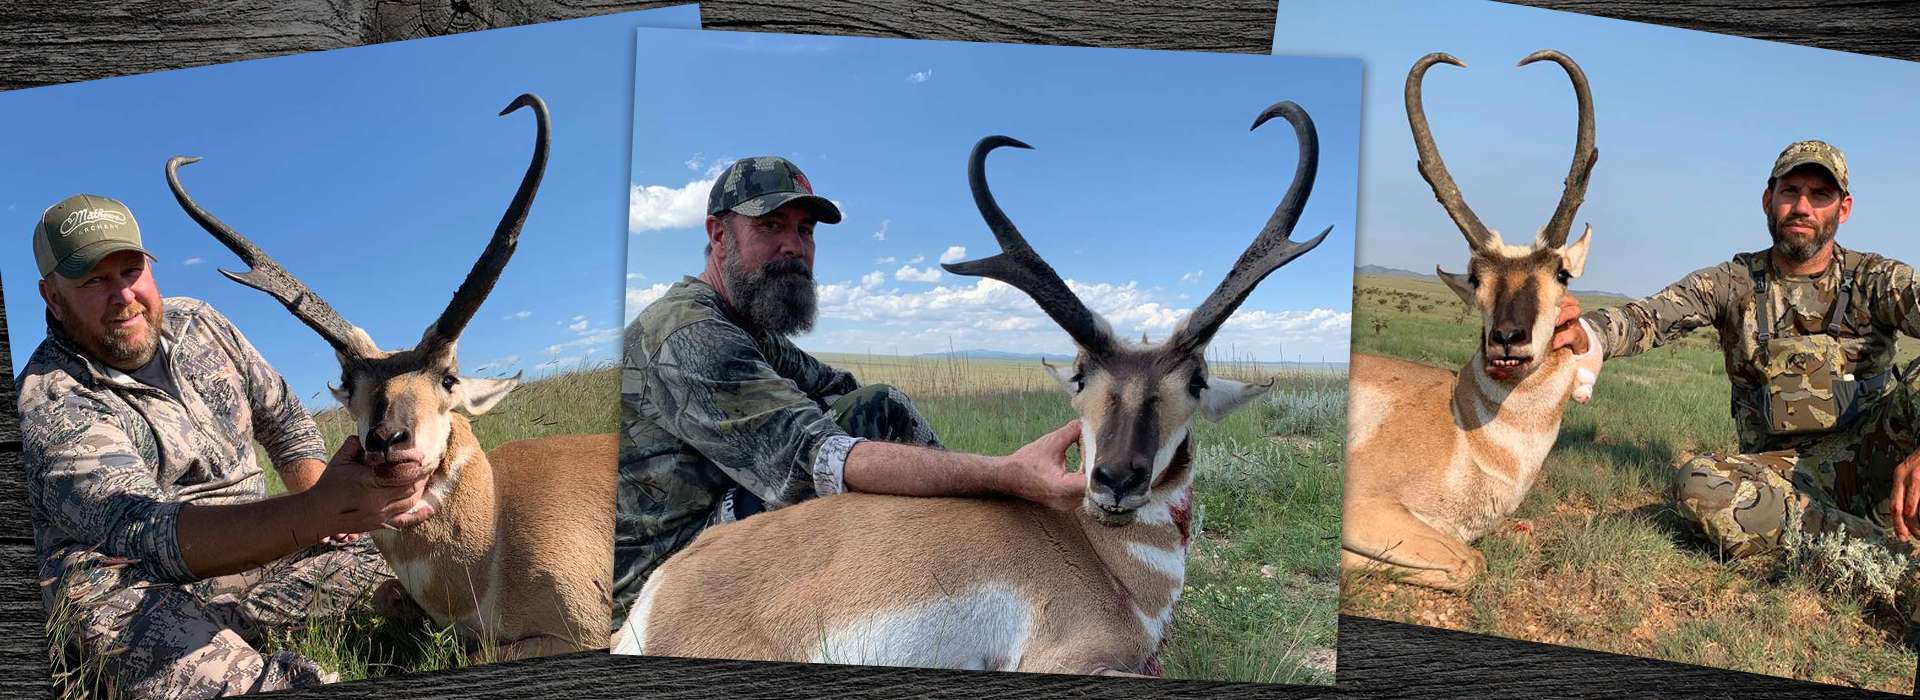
[1559,225,1593,279]
[1199,377,1272,422]
[1438,266,1475,305]
[328,382,351,407]
[455,372,521,415]
[1042,358,1080,393]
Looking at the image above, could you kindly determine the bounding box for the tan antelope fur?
[611,100,1334,675]
[1342,51,1602,593]
[165,94,617,660]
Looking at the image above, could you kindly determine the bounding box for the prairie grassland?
[822,351,1345,684]
[248,351,1340,684]
[1342,273,1917,692]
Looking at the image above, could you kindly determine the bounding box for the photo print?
[1,6,697,696]
[614,28,1358,683]
[1278,0,1920,691]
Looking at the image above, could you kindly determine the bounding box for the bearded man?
[1558,141,1920,569]
[611,157,1086,625]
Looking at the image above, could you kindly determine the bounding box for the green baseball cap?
[1771,140,1849,193]
[33,194,154,279]
[707,156,843,224]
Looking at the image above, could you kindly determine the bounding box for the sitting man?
[18,194,434,697]
[1558,141,1920,569]
[613,157,1086,624]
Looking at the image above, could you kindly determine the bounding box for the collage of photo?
[2,0,1918,697]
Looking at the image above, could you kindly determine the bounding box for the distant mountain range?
[1356,264,1631,299]
[914,349,1347,369]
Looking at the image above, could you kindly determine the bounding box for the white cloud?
[630,179,714,233]
[182,257,205,266]
[909,69,933,83]
[908,255,926,264]
[861,271,887,289]
[567,319,590,333]
[894,265,943,283]
[938,246,967,264]
[626,272,646,281]
[872,219,890,241]
[625,283,671,323]
[1179,270,1204,283]
[503,310,533,321]
[876,256,897,264]
[802,277,1350,361]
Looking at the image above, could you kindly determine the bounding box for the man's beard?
[723,236,817,336]
[57,295,162,369]
[1768,207,1839,263]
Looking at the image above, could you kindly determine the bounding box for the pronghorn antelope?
[165,94,619,659]
[1342,50,1601,592]
[610,100,1332,675]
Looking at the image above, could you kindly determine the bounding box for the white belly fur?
[808,583,1034,671]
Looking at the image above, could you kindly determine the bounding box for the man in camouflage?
[17,194,437,698]
[613,157,1087,625]
[1559,141,1920,568]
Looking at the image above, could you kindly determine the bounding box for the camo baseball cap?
[1771,140,1849,193]
[33,194,155,279]
[707,156,842,224]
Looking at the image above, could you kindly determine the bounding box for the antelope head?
[165,94,551,487]
[1409,50,1597,384]
[944,100,1331,526]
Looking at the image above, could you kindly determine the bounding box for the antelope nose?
[366,426,411,454]
[1489,327,1529,347]
[1091,463,1147,497]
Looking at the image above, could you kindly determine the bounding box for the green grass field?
[236,350,1341,685]
[1342,273,1917,692]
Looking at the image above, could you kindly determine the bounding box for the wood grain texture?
[0,0,1917,697]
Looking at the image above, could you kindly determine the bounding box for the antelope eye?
[1555,269,1572,286]
[1467,273,1481,288]
[1188,374,1209,397]
[1068,372,1085,393]
[441,373,459,391]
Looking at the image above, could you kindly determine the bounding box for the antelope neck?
[1453,349,1576,435]
[1075,438,1196,645]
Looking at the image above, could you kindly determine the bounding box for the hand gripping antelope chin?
[612,100,1331,676]
[165,94,619,660]
[1342,51,1603,593]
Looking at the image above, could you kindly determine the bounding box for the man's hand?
[1550,294,1589,354]
[997,420,1086,511]
[1891,448,1920,541]
[305,436,436,536]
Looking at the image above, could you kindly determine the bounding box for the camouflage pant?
[1671,359,1920,561]
[718,383,943,521]
[42,539,393,699]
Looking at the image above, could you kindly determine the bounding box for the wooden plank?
[0,1,1916,698]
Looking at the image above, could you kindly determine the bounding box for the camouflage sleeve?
[19,381,197,583]
[1579,261,1737,360]
[1856,256,1920,337]
[642,318,860,508]
[198,304,327,469]
[764,333,859,399]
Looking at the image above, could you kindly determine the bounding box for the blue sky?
[1274,0,1920,298]
[626,30,1361,364]
[1,6,700,407]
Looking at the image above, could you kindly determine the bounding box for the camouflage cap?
[707,156,842,225]
[33,194,154,279]
[1771,140,1849,193]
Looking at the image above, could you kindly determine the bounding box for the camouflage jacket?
[1583,245,1920,450]
[615,277,864,604]
[16,297,327,585]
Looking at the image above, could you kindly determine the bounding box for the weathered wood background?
[2,0,1917,697]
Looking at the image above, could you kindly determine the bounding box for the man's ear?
[38,278,64,323]
[1438,266,1475,305]
[455,373,521,415]
[1838,193,1853,226]
[1199,377,1273,422]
